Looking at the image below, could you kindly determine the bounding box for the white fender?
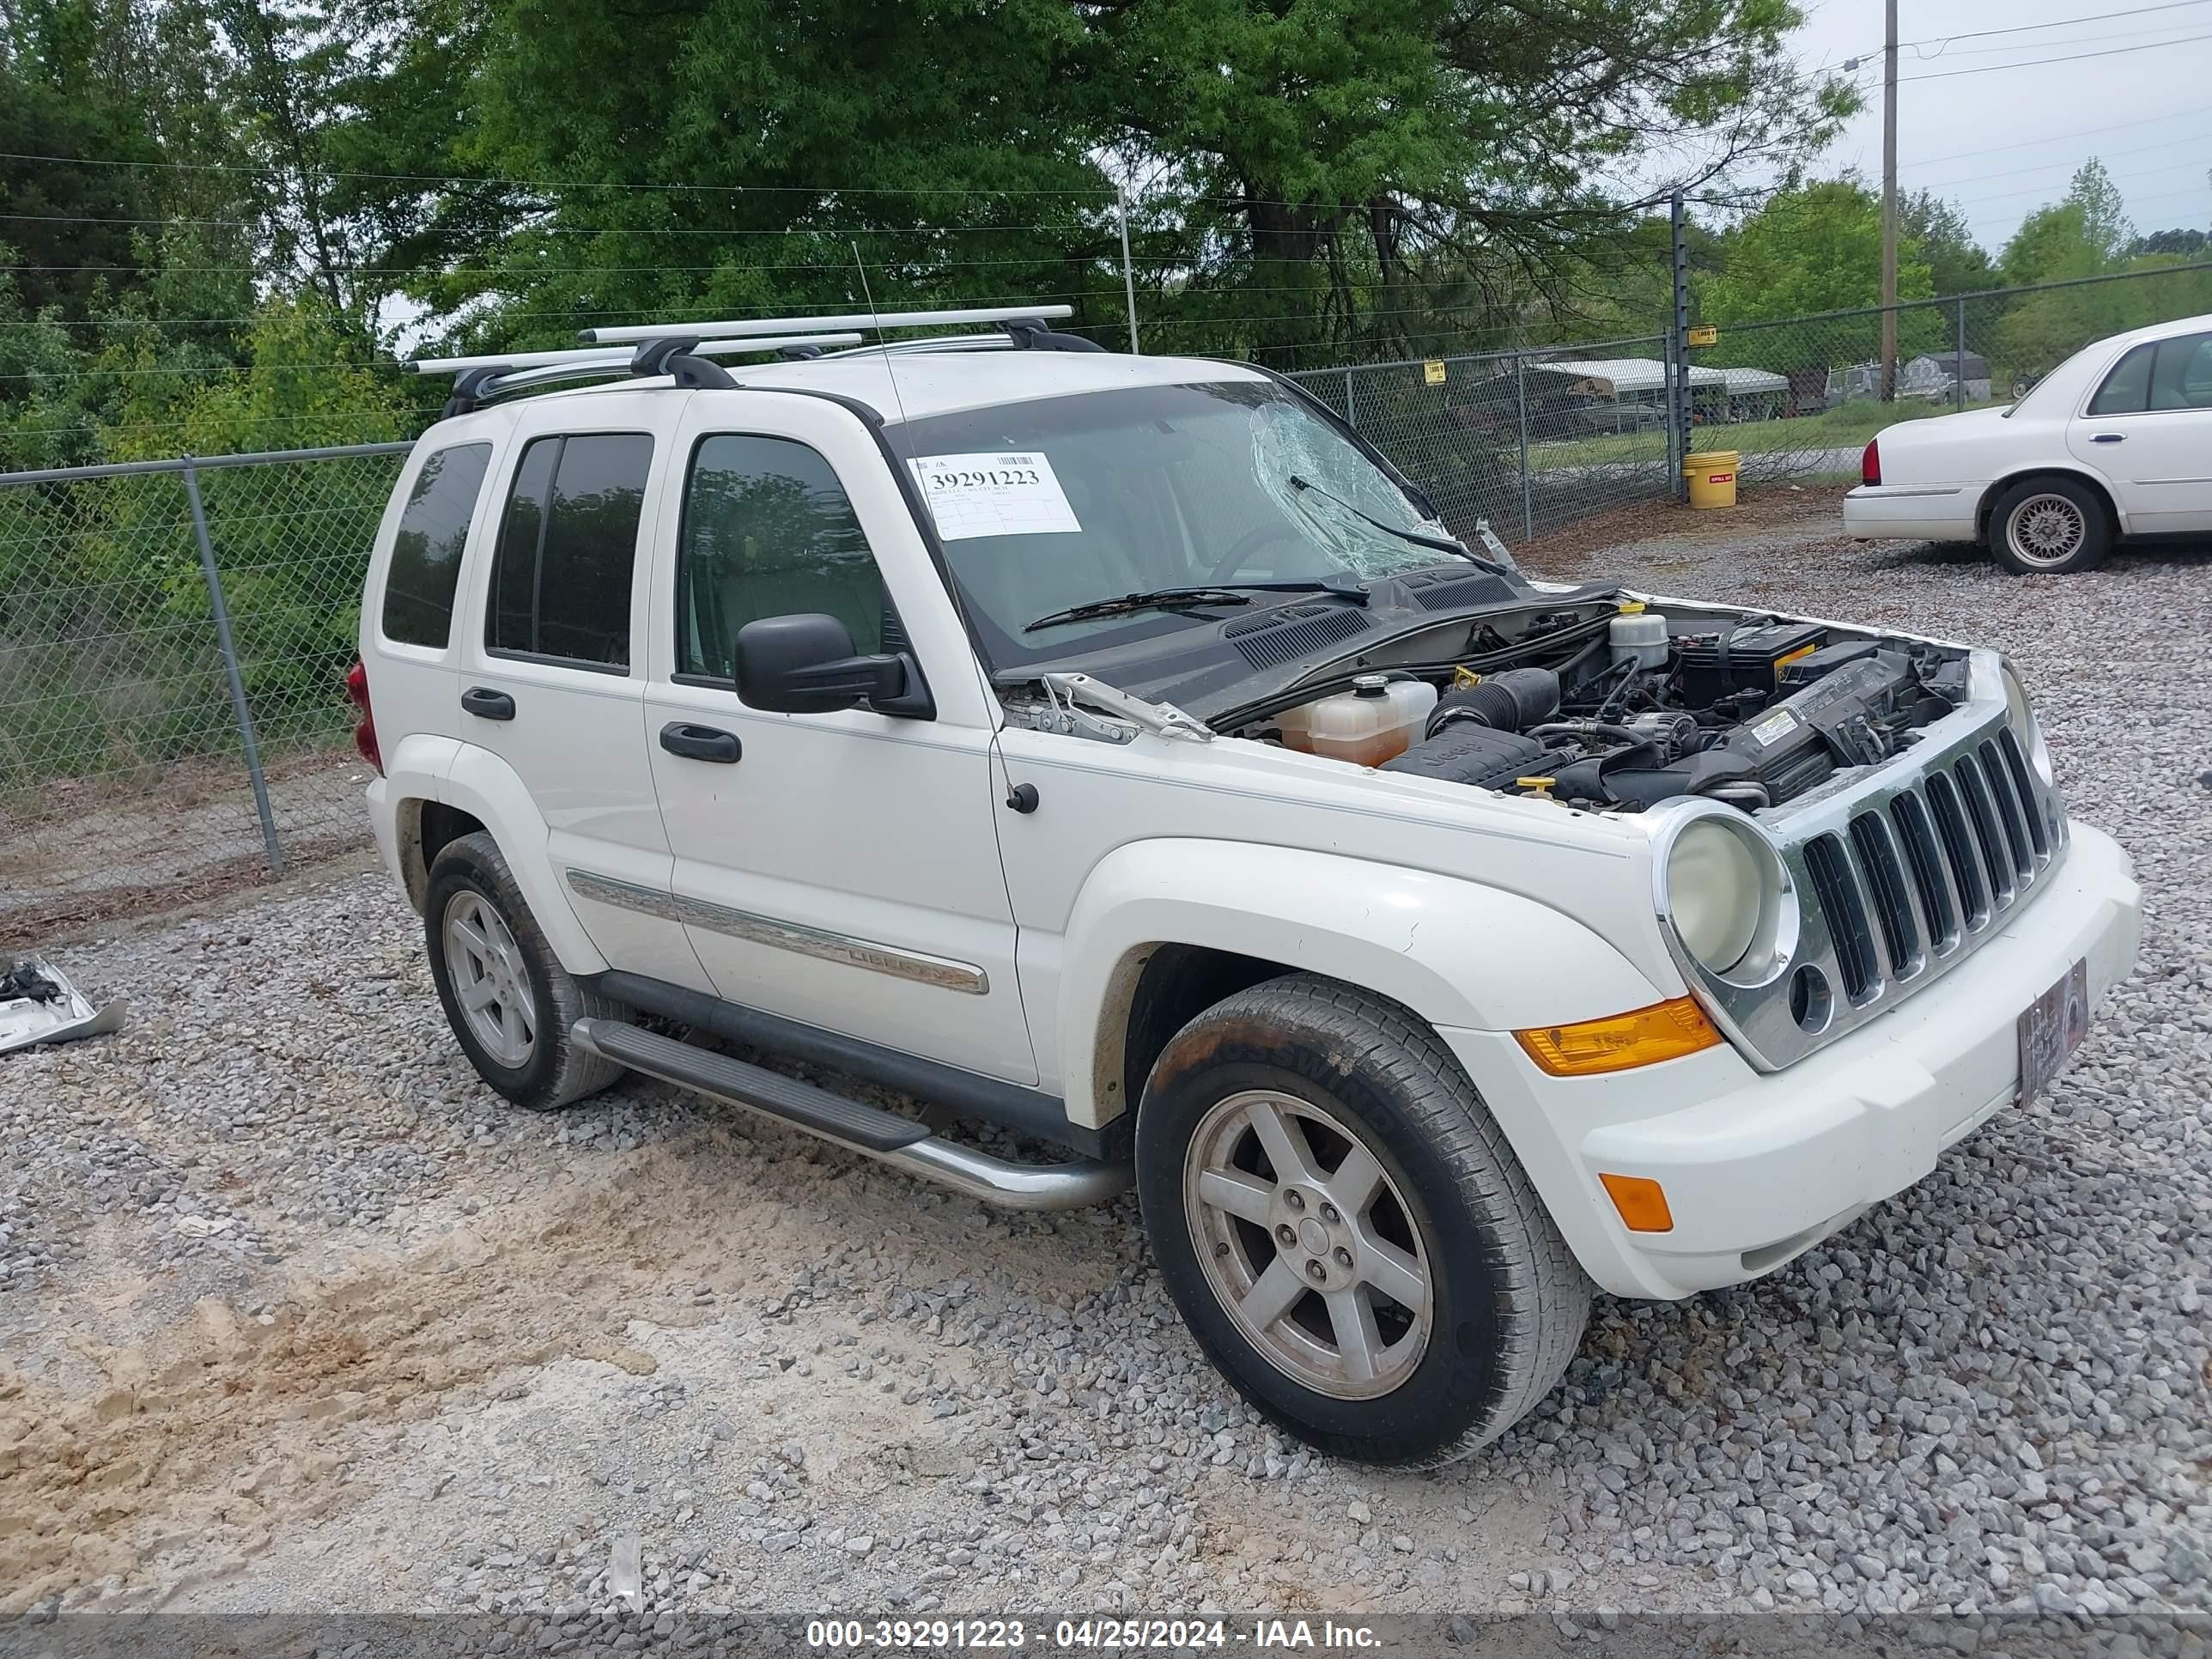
[1054,838,1672,1128]
[418,741,607,975]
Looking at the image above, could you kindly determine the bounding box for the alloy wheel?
[2006,493,2087,567]
[1182,1090,1434,1400]
[443,890,536,1067]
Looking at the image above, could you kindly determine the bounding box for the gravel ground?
[3,504,2208,1632]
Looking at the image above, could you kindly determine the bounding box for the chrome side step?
[569,1018,1132,1212]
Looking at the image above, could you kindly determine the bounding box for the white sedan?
[1844,311,2212,573]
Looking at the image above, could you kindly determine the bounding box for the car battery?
[1674,623,1827,705]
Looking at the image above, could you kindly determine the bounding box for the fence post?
[1955,296,1969,413]
[1516,353,1534,544]
[181,460,285,877]
[1668,189,1690,501]
[1115,187,1141,355]
[1343,367,1356,429]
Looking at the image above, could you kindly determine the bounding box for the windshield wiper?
[1286,476,1516,577]
[1024,580,1368,633]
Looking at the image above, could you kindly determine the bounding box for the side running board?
[568,1019,1132,1212]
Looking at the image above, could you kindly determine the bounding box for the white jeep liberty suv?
[354,307,2142,1468]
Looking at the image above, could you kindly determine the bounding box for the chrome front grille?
[1662,652,2070,1072]
[1794,729,2057,1006]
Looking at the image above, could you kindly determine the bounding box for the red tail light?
[1861,438,1881,486]
[344,659,383,775]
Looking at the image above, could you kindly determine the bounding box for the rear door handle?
[2090,433,2126,443]
[461,686,516,720]
[659,721,742,763]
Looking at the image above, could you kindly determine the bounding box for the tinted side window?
[2087,343,2154,416]
[678,435,883,681]
[487,434,653,669]
[381,443,492,647]
[2149,333,2212,410]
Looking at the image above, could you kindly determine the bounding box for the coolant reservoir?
[1302,674,1437,768]
[1610,605,1668,671]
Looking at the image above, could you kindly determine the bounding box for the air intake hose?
[1427,666,1560,738]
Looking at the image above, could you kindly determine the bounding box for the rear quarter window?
[381,443,494,647]
[486,433,654,670]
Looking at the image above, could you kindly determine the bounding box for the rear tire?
[424,831,624,1111]
[1989,475,2110,574]
[1134,974,1589,1468]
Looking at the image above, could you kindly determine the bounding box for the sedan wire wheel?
[1182,1090,1433,1400]
[443,890,536,1067]
[2006,493,2087,567]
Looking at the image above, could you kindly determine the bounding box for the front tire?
[1989,475,2110,574]
[423,831,625,1111]
[1134,975,1589,1467]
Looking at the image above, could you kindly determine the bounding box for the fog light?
[1600,1173,1674,1233]
[1515,997,1723,1076]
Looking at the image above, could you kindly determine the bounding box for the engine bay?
[1242,599,1973,813]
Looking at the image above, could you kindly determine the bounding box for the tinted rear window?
[381,443,492,647]
[487,434,653,670]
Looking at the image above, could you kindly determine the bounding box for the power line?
[1942,159,2212,210]
[1899,28,2212,78]
[1911,106,2212,169]
[1909,125,2212,190]
[1904,16,2212,59]
[1901,0,2212,49]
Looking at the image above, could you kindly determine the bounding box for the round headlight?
[1666,819,1763,972]
[2001,662,2054,784]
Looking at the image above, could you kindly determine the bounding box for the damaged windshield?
[890,380,1488,666]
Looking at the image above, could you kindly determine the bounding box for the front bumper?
[1843,483,1979,542]
[1445,822,2140,1299]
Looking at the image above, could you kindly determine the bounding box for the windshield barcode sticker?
[909,453,1082,541]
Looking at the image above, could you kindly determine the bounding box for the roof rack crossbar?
[408,333,861,377]
[580,303,1073,346]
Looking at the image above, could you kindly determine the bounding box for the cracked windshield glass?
[893,380,1462,666]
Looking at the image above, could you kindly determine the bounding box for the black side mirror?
[734,613,928,717]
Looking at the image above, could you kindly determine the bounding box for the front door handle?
[659,721,742,763]
[461,686,516,720]
[2090,433,2126,444]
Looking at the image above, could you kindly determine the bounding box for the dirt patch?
[1521,483,1850,571]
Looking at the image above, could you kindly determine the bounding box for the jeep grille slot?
[1953,753,2018,908]
[1887,791,1960,957]
[1995,730,2051,859]
[1849,811,1923,980]
[1978,739,2037,876]
[1222,602,1371,669]
[1803,833,1880,1003]
[1923,769,1990,931]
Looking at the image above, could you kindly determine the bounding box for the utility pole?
[1880,0,1899,402]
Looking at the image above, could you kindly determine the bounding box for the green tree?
[1900,191,1993,296]
[303,0,1854,367]
[2001,159,2136,285]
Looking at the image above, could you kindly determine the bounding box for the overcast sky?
[1784,0,2212,255]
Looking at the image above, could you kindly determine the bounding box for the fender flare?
[397,739,608,975]
[1054,838,1670,1129]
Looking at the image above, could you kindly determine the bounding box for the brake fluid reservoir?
[1304,674,1438,768]
[1610,605,1668,671]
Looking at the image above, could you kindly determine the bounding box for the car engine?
[1257,607,1972,813]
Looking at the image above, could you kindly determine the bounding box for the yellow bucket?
[1684,450,1740,509]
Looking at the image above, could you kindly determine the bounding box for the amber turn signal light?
[1514,997,1723,1077]
[1599,1173,1675,1233]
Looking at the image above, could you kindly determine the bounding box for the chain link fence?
[1292,334,1677,543]
[0,444,409,933]
[1296,261,2212,528]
